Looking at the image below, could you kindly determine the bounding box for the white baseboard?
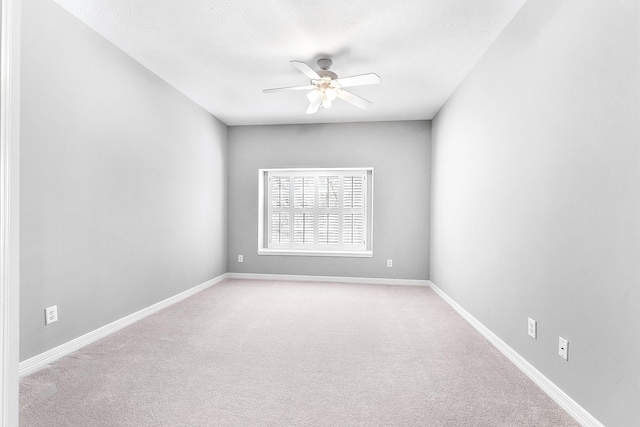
[19,274,229,377]
[226,272,429,287]
[23,274,600,426]
[428,281,604,427]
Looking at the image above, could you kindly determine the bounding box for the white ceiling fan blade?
[335,73,381,88]
[263,85,315,93]
[337,90,372,109]
[306,96,322,114]
[291,60,321,80]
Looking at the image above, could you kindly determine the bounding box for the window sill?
[257,249,373,258]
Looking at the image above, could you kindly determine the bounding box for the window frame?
[258,167,374,257]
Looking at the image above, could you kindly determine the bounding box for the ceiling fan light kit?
[263,58,380,114]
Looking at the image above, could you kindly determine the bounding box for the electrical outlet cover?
[45,305,58,325]
[528,318,537,339]
[558,337,568,361]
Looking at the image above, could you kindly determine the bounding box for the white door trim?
[1,0,20,425]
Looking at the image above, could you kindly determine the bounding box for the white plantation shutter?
[293,177,314,246]
[343,213,363,245]
[318,213,340,245]
[265,169,369,253]
[294,176,314,209]
[318,176,339,208]
[342,175,364,246]
[271,176,290,208]
[343,176,363,209]
[269,176,291,247]
[317,175,340,247]
[294,213,314,244]
[270,212,290,244]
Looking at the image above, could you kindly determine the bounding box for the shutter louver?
[293,177,314,245]
[344,176,363,208]
[343,213,363,245]
[343,176,365,246]
[294,177,314,208]
[270,212,290,244]
[270,176,291,246]
[318,213,340,245]
[271,176,290,208]
[294,213,314,244]
[318,176,339,208]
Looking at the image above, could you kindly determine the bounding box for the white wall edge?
[0,0,20,425]
[227,272,429,287]
[19,273,230,377]
[428,281,604,427]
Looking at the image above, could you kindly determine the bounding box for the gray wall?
[20,0,228,361]
[228,121,430,280]
[431,1,639,426]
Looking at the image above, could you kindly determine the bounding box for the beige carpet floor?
[20,279,579,426]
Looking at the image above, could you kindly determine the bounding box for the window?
[258,168,373,257]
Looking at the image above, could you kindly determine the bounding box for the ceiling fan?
[263,58,381,114]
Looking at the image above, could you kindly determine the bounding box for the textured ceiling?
[52,0,527,126]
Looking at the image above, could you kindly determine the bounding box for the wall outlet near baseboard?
[238,255,243,263]
[387,259,393,268]
[45,305,58,325]
[558,337,568,361]
[528,318,537,339]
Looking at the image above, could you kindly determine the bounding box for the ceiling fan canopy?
[263,58,381,114]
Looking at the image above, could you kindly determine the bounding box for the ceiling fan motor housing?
[317,58,333,70]
[317,70,338,79]
[316,58,337,79]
